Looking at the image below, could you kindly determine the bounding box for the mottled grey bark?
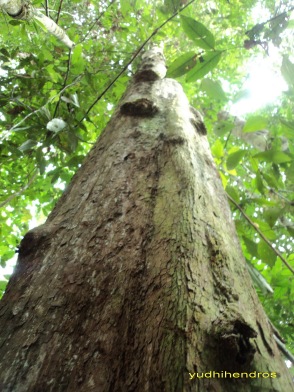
[0,47,292,392]
[0,0,74,48]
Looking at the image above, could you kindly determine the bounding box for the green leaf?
[249,157,259,172]
[262,172,279,189]
[243,116,268,133]
[281,56,294,87]
[0,97,8,107]
[60,132,79,153]
[0,48,10,58]
[1,249,15,263]
[161,0,181,13]
[186,51,222,82]
[49,168,62,184]
[36,148,46,174]
[120,1,131,16]
[167,52,198,78]
[18,139,37,152]
[214,119,234,136]
[255,172,265,194]
[263,207,283,228]
[285,162,294,182]
[9,20,23,26]
[253,150,293,164]
[225,185,240,203]
[180,16,215,50]
[243,236,258,257]
[211,139,224,159]
[71,44,85,74]
[200,78,227,100]
[280,119,294,138]
[258,242,276,267]
[226,149,246,170]
[66,155,84,168]
[69,133,79,152]
[46,64,60,83]
[219,171,228,189]
[0,281,8,291]
[254,220,277,241]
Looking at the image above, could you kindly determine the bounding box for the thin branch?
[273,335,294,365]
[55,0,64,25]
[78,0,196,124]
[246,6,294,38]
[227,193,294,275]
[80,0,116,44]
[53,48,73,118]
[268,320,294,364]
[268,187,294,206]
[265,6,294,25]
[44,0,49,17]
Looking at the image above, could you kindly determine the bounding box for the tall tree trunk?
[0,47,292,392]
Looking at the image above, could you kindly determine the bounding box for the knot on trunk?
[211,316,257,367]
[120,98,158,117]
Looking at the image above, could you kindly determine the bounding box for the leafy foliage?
[0,0,293,358]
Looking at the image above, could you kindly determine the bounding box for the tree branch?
[0,0,74,48]
[53,48,73,118]
[273,335,294,365]
[227,193,294,275]
[80,0,116,44]
[78,0,196,123]
[55,0,64,24]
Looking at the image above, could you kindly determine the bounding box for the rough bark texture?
[0,47,293,392]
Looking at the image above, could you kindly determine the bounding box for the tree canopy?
[0,0,293,364]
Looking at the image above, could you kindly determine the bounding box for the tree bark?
[0,0,74,48]
[0,47,292,392]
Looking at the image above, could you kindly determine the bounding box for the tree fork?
[0,47,292,391]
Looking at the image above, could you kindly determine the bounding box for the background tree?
[0,0,293,381]
[0,0,74,48]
